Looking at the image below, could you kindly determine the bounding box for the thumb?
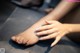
[51,36,62,47]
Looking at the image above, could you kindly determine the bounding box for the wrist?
[63,24,73,33]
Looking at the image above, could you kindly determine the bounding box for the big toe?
[11,36,16,41]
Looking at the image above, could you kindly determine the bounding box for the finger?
[51,35,62,47]
[39,32,59,40]
[35,25,54,32]
[45,20,58,24]
[36,28,58,36]
[42,20,57,26]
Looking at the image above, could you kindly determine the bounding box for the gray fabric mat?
[0,7,80,53]
[0,1,15,29]
[0,7,45,41]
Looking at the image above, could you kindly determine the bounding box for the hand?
[35,20,71,47]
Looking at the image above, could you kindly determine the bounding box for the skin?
[35,20,80,47]
[35,20,71,47]
[11,0,76,46]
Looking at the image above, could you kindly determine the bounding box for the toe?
[22,39,28,44]
[11,36,16,41]
[16,37,23,44]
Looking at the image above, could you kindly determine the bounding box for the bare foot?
[11,28,39,46]
[11,8,53,45]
